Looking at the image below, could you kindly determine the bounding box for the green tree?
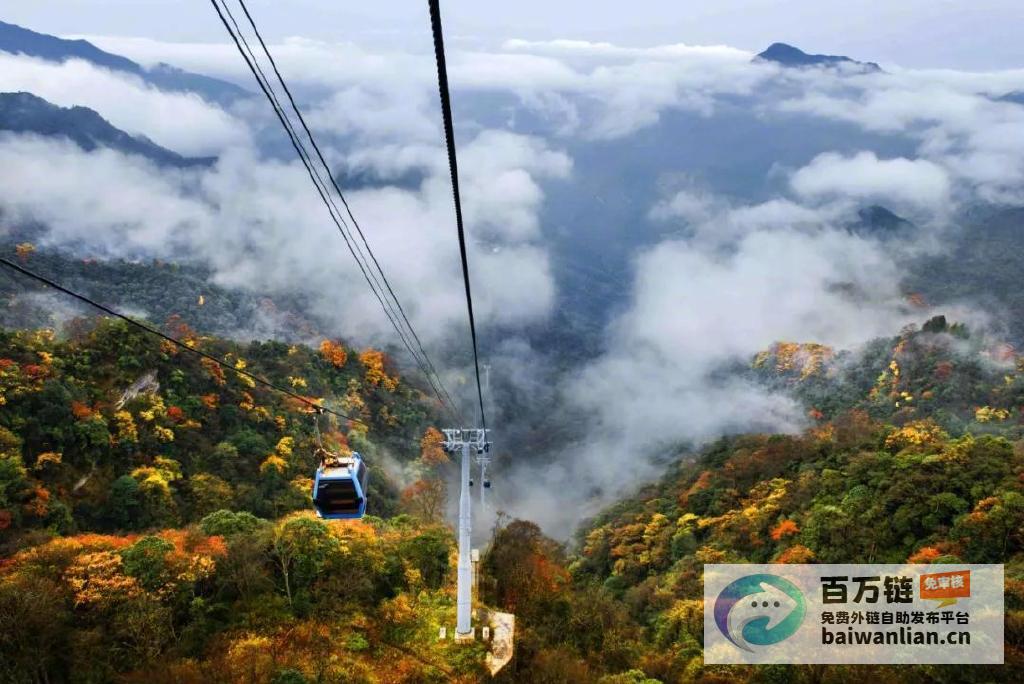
[200,509,265,537]
[0,426,29,532]
[189,473,234,518]
[400,527,452,589]
[121,536,175,592]
[271,516,341,608]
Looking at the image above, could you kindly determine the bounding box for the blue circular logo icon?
[714,573,805,651]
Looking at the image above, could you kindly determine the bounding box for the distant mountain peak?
[847,204,914,239]
[997,90,1024,106]
[755,42,882,73]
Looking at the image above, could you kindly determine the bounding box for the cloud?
[651,183,840,246]
[648,186,720,224]
[501,39,752,63]
[307,86,439,143]
[791,151,951,211]
[0,128,567,348]
[82,33,775,140]
[0,53,248,155]
[505,189,935,536]
[0,134,210,251]
[777,68,1024,204]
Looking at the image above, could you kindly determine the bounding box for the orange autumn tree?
[770,519,799,541]
[401,428,450,523]
[908,546,942,563]
[774,544,816,564]
[419,427,448,468]
[319,339,348,368]
[358,350,398,392]
[483,520,569,619]
[400,478,446,524]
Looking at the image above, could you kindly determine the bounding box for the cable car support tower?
[442,428,490,640]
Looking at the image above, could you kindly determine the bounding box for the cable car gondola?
[312,449,368,519]
[310,410,368,519]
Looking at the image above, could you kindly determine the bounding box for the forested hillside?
[0,243,319,340]
[6,281,1024,684]
[0,313,498,682]
[0,316,437,543]
[477,318,1024,682]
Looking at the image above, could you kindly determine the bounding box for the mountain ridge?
[0,19,251,106]
[0,91,214,167]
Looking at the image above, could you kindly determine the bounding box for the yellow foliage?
[885,419,948,451]
[347,421,368,443]
[359,349,398,392]
[130,469,168,495]
[112,410,139,444]
[694,545,728,564]
[378,405,399,427]
[379,593,417,628]
[288,376,307,389]
[34,451,62,470]
[231,358,256,388]
[276,436,295,457]
[342,385,367,418]
[975,406,1011,423]
[222,634,276,683]
[153,456,182,481]
[290,476,313,500]
[153,425,175,443]
[138,395,166,423]
[260,455,288,476]
[809,423,835,443]
[404,562,424,589]
[754,342,834,380]
[174,554,217,585]
[64,551,141,608]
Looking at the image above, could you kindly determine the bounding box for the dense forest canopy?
[3,310,1024,682]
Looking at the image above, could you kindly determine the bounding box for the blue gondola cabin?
[312,451,368,519]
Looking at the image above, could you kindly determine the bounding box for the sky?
[4,0,1024,70]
